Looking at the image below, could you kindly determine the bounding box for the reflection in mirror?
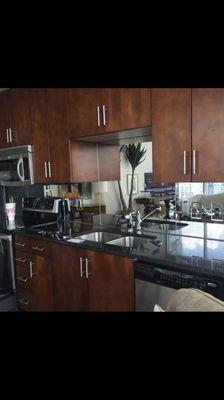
[43,183,101,228]
[97,140,170,227]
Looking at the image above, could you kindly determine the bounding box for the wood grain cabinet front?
[15,235,54,311]
[0,88,31,148]
[67,88,151,138]
[151,88,192,183]
[192,88,224,182]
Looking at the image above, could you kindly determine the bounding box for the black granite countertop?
[12,217,224,280]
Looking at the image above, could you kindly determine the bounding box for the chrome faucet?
[135,206,162,231]
[124,212,134,232]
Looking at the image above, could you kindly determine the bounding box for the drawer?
[17,287,34,311]
[15,235,51,257]
[15,250,37,290]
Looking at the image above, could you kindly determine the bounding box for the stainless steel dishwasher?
[135,260,224,311]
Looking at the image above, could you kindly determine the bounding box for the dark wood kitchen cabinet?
[15,235,134,312]
[29,88,71,184]
[29,88,118,183]
[102,88,151,134]
[67,88,151,138]
[192,89,224,182]
[14,235,54,311]
[0,90,11,148]
[152,88,192,183]
[52,245,134,311]
[29,89,50,184]
[67,88,105,137]
[0,89,31,148]
[10,89,32,146]
[87,251,134,312]
[152,88,224,183]
[46,88,71,183]
[52,243,89,311]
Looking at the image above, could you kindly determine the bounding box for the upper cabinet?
[29,88,72,184]
[67,88,151,137]
[10,89,31,146]
[67,89,105,137]
[0,89,31,148]
[152,88,224,183]
[0,90,11,148]
[152,88,192,182]
[102,88,151,134]
[29,89,50,184]
[192,89,224,182]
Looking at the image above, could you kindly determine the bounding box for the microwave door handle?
[17,157,25,181]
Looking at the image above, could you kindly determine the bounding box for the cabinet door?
[103,88,151,133]
[67,88,105,137]
[10,89,31,146]
[46,88,71,183]
[52,244,89,311]
[87,251,134,312]
[192,89,224,182]
[29,89,51,183]
[16,253,54,311]
[151,88,192,182]
[0,90,11,148]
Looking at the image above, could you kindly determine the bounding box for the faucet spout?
[135,206,162,230]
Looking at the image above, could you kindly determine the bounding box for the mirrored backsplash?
[2,138,224,226]
[42,140,224,226]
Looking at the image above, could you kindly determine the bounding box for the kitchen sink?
[74,231,122,243]
[107,235,162,248]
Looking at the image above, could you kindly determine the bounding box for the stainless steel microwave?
[0,145,34,186]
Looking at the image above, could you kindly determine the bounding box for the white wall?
[103,142,152,214]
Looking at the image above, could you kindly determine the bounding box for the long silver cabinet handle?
[6,129,9,143]
[102,105,107,126]
[48,161,52,178]
[97,106,101,127]
[85,258,93,279]
[9,128,13,143]
[17,276,30,283]
[18,298,31,306]
[44,162,48,178]
[15,242,27,247]
[15,257,28,263]
[29,261,36,278]
[80,257,86,278]
[32,246,45,252]
[183,150,187,175]
[192,149,196,175]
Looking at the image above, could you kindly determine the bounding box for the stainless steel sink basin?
[107,235,161,248]
[74,231,122,243]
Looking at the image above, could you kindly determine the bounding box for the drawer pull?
[32,246,45,252]
[16,257,28,263]
[15,242,27,247]
[17,276,30,283]
[18,297,31,305]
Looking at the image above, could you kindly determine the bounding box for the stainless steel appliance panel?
[135,279,177,311]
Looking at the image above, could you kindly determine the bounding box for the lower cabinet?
[14,235,135,312]
[51,243,89,311]
[52,245,134,312]
[15,250,54,311]
[86,250,134,312]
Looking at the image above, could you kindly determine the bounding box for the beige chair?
[166,288,224,312]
